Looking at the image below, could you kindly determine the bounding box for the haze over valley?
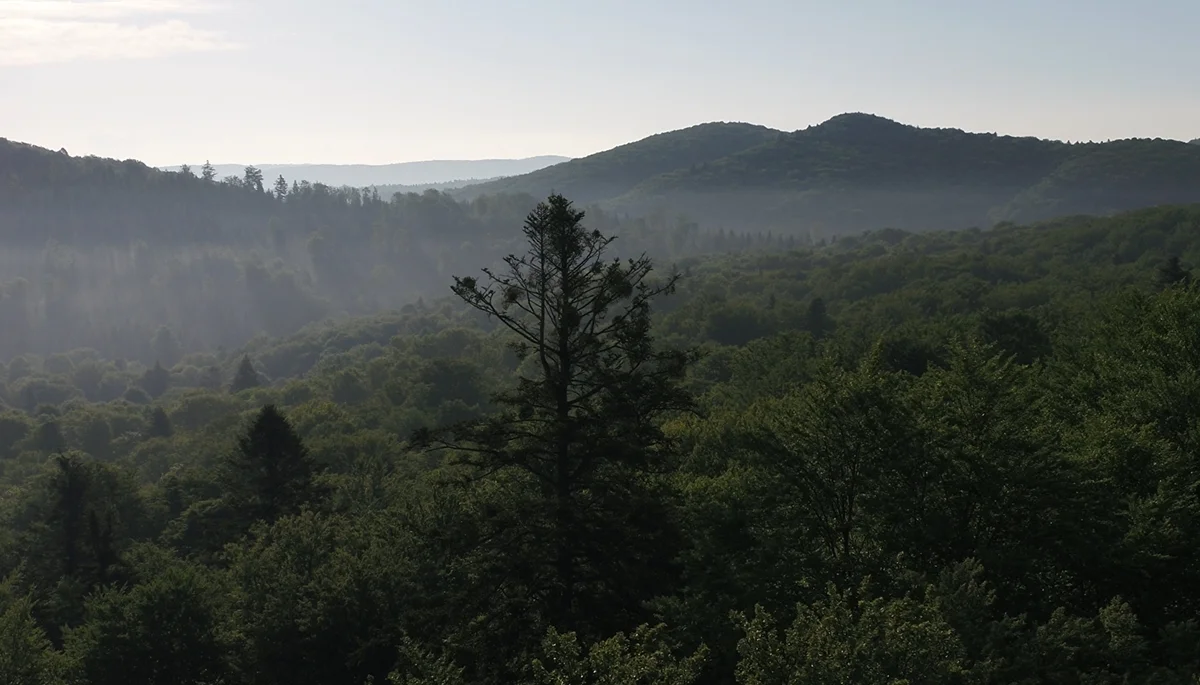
[5,111,1199,365]
[3,1,1200,684]
[169,156,572,189]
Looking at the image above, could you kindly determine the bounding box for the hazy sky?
[2,0,1197,165]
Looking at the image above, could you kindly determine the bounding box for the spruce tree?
[273,174,289,200]
[415,193,698,651]
[806,297,833,339]
[148,407,172,438]
[230,355,260,394]
[1156,255,1192,289]
[224,404,320,526]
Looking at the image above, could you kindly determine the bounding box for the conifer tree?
[223,404,320,525]
[230,355,260,394]
[1156,255,1192,289]
[273,174,289,200]
[200,161,216,183]
[148,407,172,438]
[415,193,698,649]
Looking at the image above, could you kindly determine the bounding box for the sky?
[1,0,1197,166]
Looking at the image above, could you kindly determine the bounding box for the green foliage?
[2,195,1200,684]
[63,554,232,685]
[0,574,70,685]
[734,583,968,685]
[530,624,707,685]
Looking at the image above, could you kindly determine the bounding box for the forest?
[1,172,1200,682]
[0,137,798,364]
[458,114,1200,234]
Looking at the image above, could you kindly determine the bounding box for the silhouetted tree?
[1156,255,1192,289]
[230,355,260,393]
[200,161,216,183]
[244,166,265,194]
[48,453,90,577]
[223,404,321,525]
[415,193,698,660]
[148,407,172,438]
[806,297,833,339]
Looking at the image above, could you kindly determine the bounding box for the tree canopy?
[0,195,1199,683]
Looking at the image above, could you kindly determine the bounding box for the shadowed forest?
[2,126,1200,683]
[0,137,806,364]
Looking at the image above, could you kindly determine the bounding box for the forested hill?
[0,137,794,363]
[457,113,1200,234]
[452,122,783,203]
[3,197,1200,684]
[186,156,570,188]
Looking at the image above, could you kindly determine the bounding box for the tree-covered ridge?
[0,139,802,363]
[453,122,783,204]
[455,113,1200,236]
[186,156,571,189]
[1,197,1200,683]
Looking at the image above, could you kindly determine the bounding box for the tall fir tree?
[230,355,260,394]
[273,174,289,200]
[223,404,321,526]
[415,193,698,667]
[148,407,172,438]
[1156,255,1193,289]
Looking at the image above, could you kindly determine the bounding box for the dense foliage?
[1,195,1200,683]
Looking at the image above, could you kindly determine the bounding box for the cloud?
[0,0,238,66]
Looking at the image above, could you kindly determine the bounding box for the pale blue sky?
[2,0,1197,165]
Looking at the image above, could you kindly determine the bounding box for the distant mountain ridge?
[167,156,570,188]
[456,113,1200,235]
[455,122,781,204]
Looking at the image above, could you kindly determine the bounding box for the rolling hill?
[453,122,782,204]
[458,113,1200,236]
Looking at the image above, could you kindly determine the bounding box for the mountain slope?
[173,156,570,187]
[613,114,1200,233]
[453,122,782,203]
[456,113,1200,236]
